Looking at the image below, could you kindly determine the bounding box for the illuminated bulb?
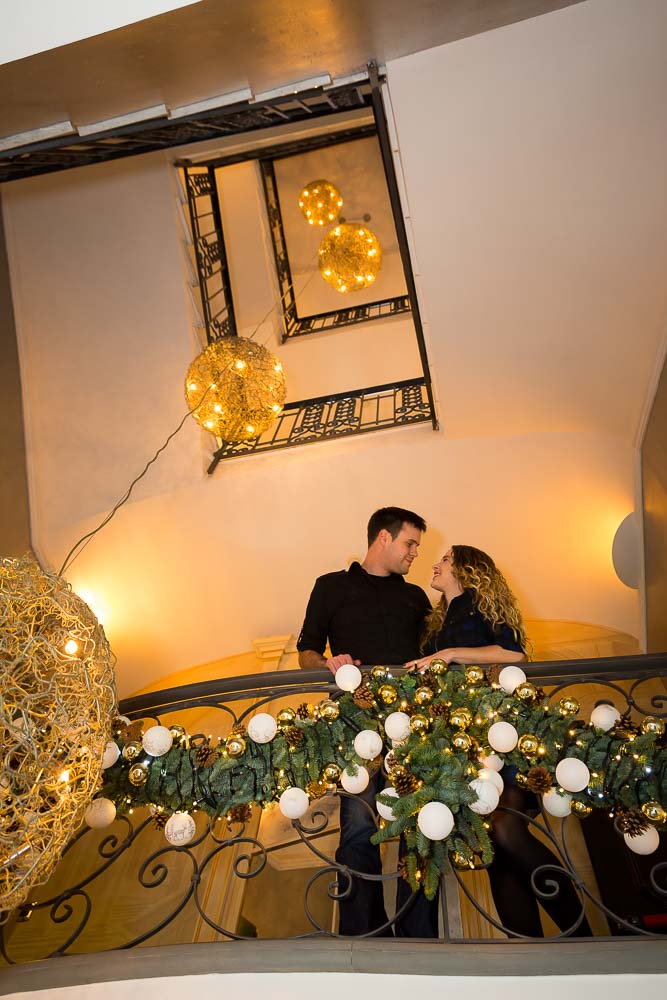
[188,382,198,391]
[58,770,70,783]
[272,404,281,413]
[204,420,214,429]
[64,639,79,656]
[274,363,282,372]
[213,403,223,413]
[246,424,255,435]
[235,360,246,370]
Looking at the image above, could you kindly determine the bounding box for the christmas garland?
[91,662,667,899]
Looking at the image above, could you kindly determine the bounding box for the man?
[297,507,435,936]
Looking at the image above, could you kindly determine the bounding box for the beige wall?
[642,353,667,652]
[6,0,666,695]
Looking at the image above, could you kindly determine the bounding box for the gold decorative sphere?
[0,555,116,913]
[450,707,473,729]
[318,223,382,294]
[319,699,340,722]
[515,773,529,787]
[414,686,434,706]
[122,741,142,761]
[306,779,328,799]
[277,708,296,727]
[226,736,246,758]
[641,716,665,736]
[517,734,539,756]
[451,845,475,869]
[641,801,667,824]
[370,666,388,680]
[322,762,342,784]
[428,659,448,676]
[378,684,398,706]
[298,179,343,227]
[185,336,286,442]
[169,724,187,743]
[465,666,485,685]
[571,800,592,818]
[515,682,538,701]
[558,696,580,717]
[409,714,431,735]
[128,763,150,786]
[452,732,473,752]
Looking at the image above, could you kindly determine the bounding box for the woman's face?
[431,548,460,594]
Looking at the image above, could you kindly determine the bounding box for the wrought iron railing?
[1,653,665,963]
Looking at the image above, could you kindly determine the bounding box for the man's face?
[382,523,422,576]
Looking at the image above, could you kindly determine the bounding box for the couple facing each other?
[297,506,590,939]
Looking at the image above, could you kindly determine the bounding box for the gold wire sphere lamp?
[318,223,382,293]
[185,336,286,442]
[298,179,343,227]
[0,555,116,912]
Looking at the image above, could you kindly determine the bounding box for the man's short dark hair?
[367,507,427,546]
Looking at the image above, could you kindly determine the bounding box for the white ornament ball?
[376,786,399,821]
[624,826,660,855]
[101,740,120,769]
[85,797,116,828]
[341,766,370,794]
[468,778,500,815]
[555,757,590,793]
[165,811,197,846]
[335,663,362,692]
[542,789,573,817]
[479,752,504,773]
[477,768,504,795]
[384,711,411,742]
[142,725,173,757]
[590,704,621,732]
[498,665,527,693]
[354,729,383,760]
[417,801,455,840]
[487,721,518,753]
[247,713,278,744]
[279,786,310,819]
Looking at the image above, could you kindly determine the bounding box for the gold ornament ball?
[452,732,473,752]
[322,762,342,784]
[451,846,475,869]
[318,223,382,294]
[414,686,434,706]
[450,707,473,729]
[558,696,580,716]
[226,736,246,758]
[409,714,431,735]
[370,666,388,680]
[517,734,539,756]
[319,699,340,722]
[378,684,398,706]
[428,659,448,676]
[515,773,529,787]
[122,741,142,762]
[128,763,149,786]
[641,716,665,736]
[277,708,296,726]
[298,179,343,227]
[571,800,592,818]
[641,801,667,824]
[515,682,538,702]
[465,666,485,685]
[169,724,187,743]
[185,336,286,443]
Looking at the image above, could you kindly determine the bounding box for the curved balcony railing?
[1,653,665,963]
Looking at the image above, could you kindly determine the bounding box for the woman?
[408,545,591,938]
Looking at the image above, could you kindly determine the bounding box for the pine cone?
[195,745,218,769]
[610,720,640,740]
[306,779,328,799]
[118,720,144,744]
[526,766,552,794]
[397,856,412,884]
[228,803,253,825]
[393,766,419,797]
[296,703,311,720]
[486,665,501,687]
[153,812,168,830]
[284,727,304,748]
[229,722,246,738]
[353,685,376,709]
[615,806,649,836]
[429,702,449,718]
[419,673,439,694]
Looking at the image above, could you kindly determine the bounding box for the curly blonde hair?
[420,545,527,653]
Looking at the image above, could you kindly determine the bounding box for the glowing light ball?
[335,664,362,691]
[487,721,518,753]
[318,224,382,293]
[298,179,343,226]
[417,802,454,840]
[498,665,527,693]
[555,758,590,793]
[185,336,286,442]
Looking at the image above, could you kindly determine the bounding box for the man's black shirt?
[297,561,432,665]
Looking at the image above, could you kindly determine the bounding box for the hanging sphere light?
[185,336,286,442]
[298,179,343,227]
[318,223,382,294]
[0,555,116,912]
